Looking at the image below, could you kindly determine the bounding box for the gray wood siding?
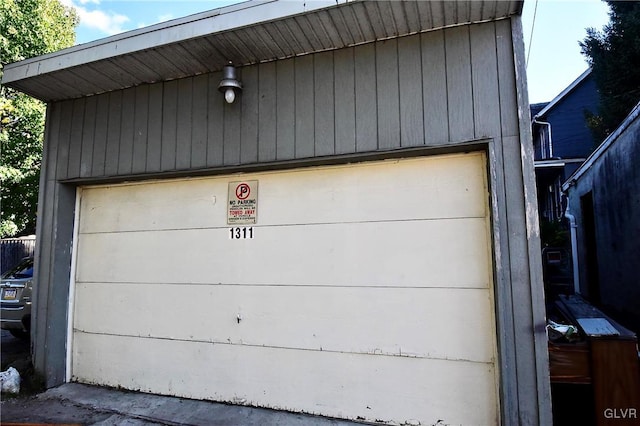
[49,21,519,181]
[132,85,150,174]
[257,62,277,162]
[190,75,208,169]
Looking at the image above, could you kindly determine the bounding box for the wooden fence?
[1,237,36,274]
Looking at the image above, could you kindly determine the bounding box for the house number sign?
[229,227,254,239]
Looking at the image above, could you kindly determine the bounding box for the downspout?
[533,116,553,158]
[564,200,580,294]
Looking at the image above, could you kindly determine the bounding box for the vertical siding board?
[276,59,295,160]
[132,85,150,174]
[258,62,277,162]
[32,105,55,372]
[191,74,208,169]
[223,94,242,166]
[314,51,335,157]
[45,104,62,181]
[207,71,224,167]
[514,16,553,425]
[240,66,259,164]
[376,39,401,150]
[80,96,96,178]
[66,98,85,179]
[117,88,135,175]
[496,17,548,423]
[496,20,519,138]
[295,55,315,158]
[104,91,122,176]
[334,47,356,154]
[32,179,54,373]
[146,83,163,173]
[491,18,519,424]
[176,78,194,170]
[398,36,424,147]
[503,133,538,422]
[354,43,377,152]
[46,183,75,385]
[471,23,501,140]
[32,180,74,387]
[161,80,178,171]
[488,139,518,423]
[421,31,449,145]
[55,100,73,180]
[445,26,475,142]
[92,94,109,176]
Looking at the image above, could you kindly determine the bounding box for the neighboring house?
[1,1,551,424]
[531,69,600,225]
[562,101,640,335]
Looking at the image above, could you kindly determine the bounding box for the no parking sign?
[227,180,258,224]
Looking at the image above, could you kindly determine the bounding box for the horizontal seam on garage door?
[74,281,491,289]
[77,215,488,235]
[72,329,496,365]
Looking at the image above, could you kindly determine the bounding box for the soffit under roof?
[2,0,523,102]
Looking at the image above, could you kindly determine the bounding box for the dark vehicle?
[1,257,34,338]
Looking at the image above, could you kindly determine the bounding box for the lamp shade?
[218,63,242,103]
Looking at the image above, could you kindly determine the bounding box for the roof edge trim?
[534,68,592,119]
[2,0,343,85]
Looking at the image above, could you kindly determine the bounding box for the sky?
[60,0,612,105]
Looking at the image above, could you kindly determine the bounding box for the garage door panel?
[78,179,226,234]
[76,218,490,288]
[260,153,487,226]
[73,332,498,425]
[79,153,487,234]
[74,284,495,363]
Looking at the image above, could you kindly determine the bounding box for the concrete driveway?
[1,382,371,425]
[1,331,368,426]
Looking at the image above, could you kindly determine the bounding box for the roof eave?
[1,0,337,86]
[2,0,523,102]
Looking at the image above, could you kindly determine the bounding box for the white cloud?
[79,8,130,35]
[61,0,131,36]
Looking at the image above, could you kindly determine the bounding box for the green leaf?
[0,0,78,237]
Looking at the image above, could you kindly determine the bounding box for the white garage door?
[71,152,498,425]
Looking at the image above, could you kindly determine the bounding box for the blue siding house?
[531,69,600,224]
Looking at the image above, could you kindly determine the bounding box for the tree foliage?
[0,0,78,237]
[580,1,640,142]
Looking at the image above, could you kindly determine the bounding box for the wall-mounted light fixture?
[218,63,242,104]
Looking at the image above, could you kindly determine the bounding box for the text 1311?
[229,227,254,239]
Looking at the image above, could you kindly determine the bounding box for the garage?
[71,152,498,424]
[3,1,552,423]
